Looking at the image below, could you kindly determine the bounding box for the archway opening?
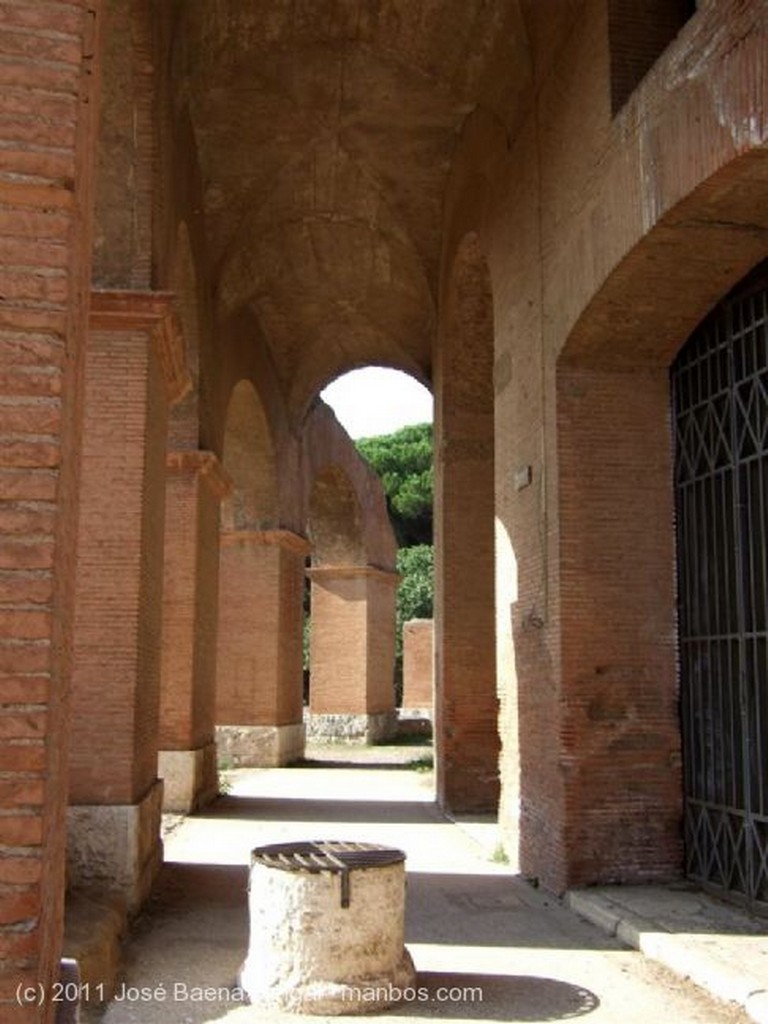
[304,368,434,761]
[321,367,433,440]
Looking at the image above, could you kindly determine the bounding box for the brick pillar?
[158,452,231,812]
[434,406,500,814]
[0,3,101,1019]
[402,619,434,711]
[67,291,189,910]
[216,530,307,766]
[551,365,682,891]
[308,566,398,743]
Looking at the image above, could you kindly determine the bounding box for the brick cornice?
[306,564,400,583]
[166,450,233,501]
[220,529,312,556]
[88,289,192,405]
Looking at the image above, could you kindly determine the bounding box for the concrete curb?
[566,890,768,1024]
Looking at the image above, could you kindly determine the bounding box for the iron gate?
[672,266,768,911]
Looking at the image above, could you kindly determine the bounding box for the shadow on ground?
[203,794,442,824]
[390,973,600,1020]
[294,758,432,771]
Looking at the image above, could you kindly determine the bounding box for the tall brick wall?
[439,0,768,891]
[0,2,102,1017]
[308,567,396,718]
[217,532,305,728]
[92,0,153,289]
[276,543,306,724]
[159,452,227,809]
[556,367,681,888]
[402,619,433,710]
[309,573,368,716]
[161,460,198,749]
[434,234,500,814]
[69,315,168,805]
[365,572,398,717]
[191,463,225,746]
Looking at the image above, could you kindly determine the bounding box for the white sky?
[321,367,433,439]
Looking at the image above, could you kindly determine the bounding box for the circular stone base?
[241,949,417,1015]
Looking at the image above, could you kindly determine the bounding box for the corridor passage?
[85,748,748,1024]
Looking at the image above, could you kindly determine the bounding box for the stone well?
[240,840,415,1014]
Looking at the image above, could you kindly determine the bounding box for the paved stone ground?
[81,746,751,1024]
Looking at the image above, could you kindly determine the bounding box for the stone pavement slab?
[567,885,768,1024]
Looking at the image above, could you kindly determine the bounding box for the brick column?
[0,3,101,1019]
[159,452,231,812]
[434,432,500,814]
[216,530,307,766]
[402,619,434,712]
[307,566,398,743]
[552,366,681,890]
[67,291,189,910]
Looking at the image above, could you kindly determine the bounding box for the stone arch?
[552,147,768,890]
[434,231,500,813]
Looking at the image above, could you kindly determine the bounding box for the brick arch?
[221,379,278,531]
[301,401,397,572]
[308,466,366,568]
[434,230,500,813]
[559,148,768,372]
[550,149,768,893]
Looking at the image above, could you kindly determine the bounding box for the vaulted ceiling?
[177,1,531,411]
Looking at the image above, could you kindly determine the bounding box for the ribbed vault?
[174,0,531,415]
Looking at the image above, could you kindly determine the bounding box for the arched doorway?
[672,261,768,910]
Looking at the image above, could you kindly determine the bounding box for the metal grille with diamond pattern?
[672,265,768,911]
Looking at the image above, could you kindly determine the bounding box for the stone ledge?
[216,722,305,767]
[159,742,218,813]
[305,710,398,745]
[566,886,768,1023]
[66,781,164,912]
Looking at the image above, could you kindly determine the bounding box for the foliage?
[356,423,433,547]
[396,544,434,653]
[408,753,434,772]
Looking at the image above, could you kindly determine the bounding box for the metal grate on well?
[251,841,406,907]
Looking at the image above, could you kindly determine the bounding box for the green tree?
[356,423,432,547]
[396,544,434,647]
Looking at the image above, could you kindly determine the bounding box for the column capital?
[221,529,312,556]
[89,289,192,405]
[166,450,233,501]
[306,564,400,584]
